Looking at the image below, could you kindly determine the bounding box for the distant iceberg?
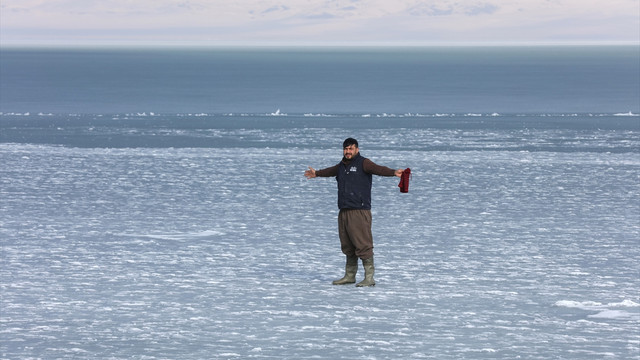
[613,111,638,116]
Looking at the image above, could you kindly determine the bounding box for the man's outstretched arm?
[363,159,403,177]
[305,165,339,179]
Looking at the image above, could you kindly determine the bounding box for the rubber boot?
[356,257,375,287]
[332,255,358,285]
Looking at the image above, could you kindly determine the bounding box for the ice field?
[1,118,639,359]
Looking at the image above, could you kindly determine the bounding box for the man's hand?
[305,166,317,179]
[394,169,403,177]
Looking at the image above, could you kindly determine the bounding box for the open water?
[1,46,639,359]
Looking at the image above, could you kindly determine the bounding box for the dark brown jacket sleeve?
[315,164,339,177]
[363,158,396,176]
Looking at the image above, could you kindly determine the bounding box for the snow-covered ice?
[1,132,639,358]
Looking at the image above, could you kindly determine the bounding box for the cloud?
[262,5,290,14]
[465,3,499,16]
[407,3,454,16]
[304,12,338,20]
[1,0,638,45]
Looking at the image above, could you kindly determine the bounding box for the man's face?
[343,144,359,159]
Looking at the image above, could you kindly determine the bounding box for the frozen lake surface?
[1,118,639,359]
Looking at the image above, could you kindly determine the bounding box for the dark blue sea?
[1,46,639,359]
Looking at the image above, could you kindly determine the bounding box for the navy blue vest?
[336,154,372,210]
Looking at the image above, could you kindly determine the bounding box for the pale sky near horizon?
[1,0,639,46]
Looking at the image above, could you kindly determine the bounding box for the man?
[304,138,404,287]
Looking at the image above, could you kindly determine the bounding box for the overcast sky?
[1,0,639,46]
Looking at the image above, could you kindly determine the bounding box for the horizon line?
[1,40,639,49]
